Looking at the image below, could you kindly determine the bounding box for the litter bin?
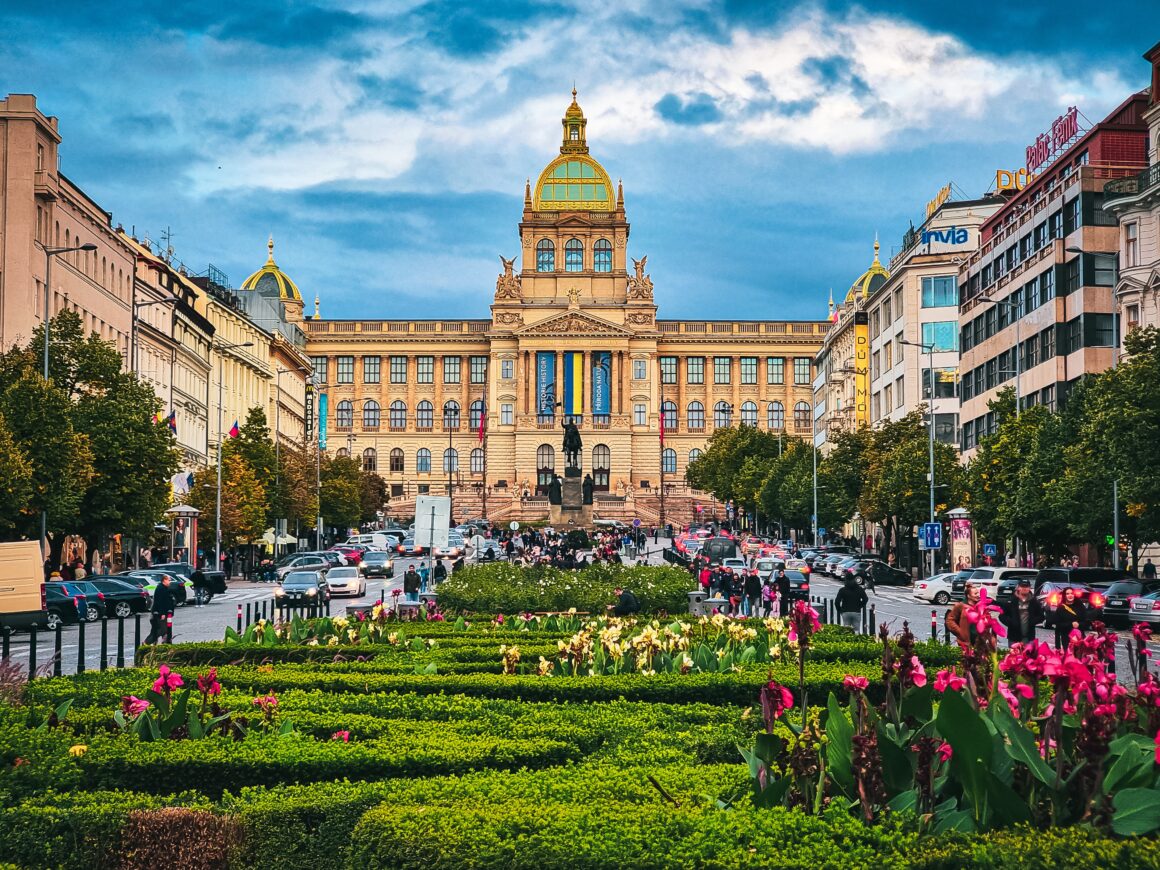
[688,589,709,617]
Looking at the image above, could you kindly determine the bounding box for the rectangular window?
[1041,268,1055,304]
[766,357,784,384]
[1084,313,1116,347]
[1125,222,1139,268]
[443,356,461,384]
[962,370,973,401]
[660,356,678,384]
[883,297,892,324]
[362,356,380,384]
[633,359,647,380]
[984,306,997,339]
[1064,318,1082,355]
[470,355,488,384]
[686,356,704,384]
[985,359,997,390]
[872,351,880,381]
[1063,197,1079,235]
[1092,254,1116,287]
[921,275,957,307]
[871,393,880,422]
[633,403,647,426]
[500,403,513,425]
[311,356,328,384]
[870,309,880,338]
[961,323,973,353]
[336,356,354,384]
[389,356,407,384]
[500,359,514,380]
[416,356,434,384]
[922,321,959,352]
[1049,211,1062,240]
[1041,326,1055,360]
[713,357,731,384]
[883,384,892,412]
[793,357,811,385]
[894,289,904,319]
[923,367,958,399]
[1026,277,1040,312]
[1019,233,1032,261]
[740,357,758,384]
[1033,222,1047,250]
[895,376,905,408]
[934,413,958,446]
[883,341,893,371]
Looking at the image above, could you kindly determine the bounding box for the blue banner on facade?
[536,352,556,415]
[563,351,583,416]
[591,351,611,416]
[318,392,328,450]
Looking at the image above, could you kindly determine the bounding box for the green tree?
[278,441,319,530]
[817,426,871,532]
[758,437,814,537]
[0,410,34,537]
[360,471,388,524]
[229,406,280,526]
[320,454,362,531]
[186,454,267,552]
[686,426,782,512]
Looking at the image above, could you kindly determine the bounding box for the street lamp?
[900,339,937,578]
[130,297,177,374]
[213,341,254,572]
[39,242,97,558]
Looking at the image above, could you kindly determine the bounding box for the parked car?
[70,581,108,621]
[397,538,427,557]
[275,554,330,580]
[149,562,228,594]
[88,578,151,617]
[1034,566,1132,594]
[847,560,911,588]
[1040,582,1106,629]
[329,545,364,566]
[912,572,958,605]
[299,551,345,570]
[360,551,395,578]
[1129,590,1160,626]
[948,569,978,601]
[782,569,812,603]
[819,554,849,576]
[120,571,188,606]
[960,567,1037,601]
[830,558,862,581]
[325,566,366,598]
[275,571,331,608]
[44,583,87,629]
[1100,579,1160,627]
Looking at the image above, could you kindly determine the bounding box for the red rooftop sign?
[1025,106,1079,173]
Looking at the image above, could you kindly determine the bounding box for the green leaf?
[900,683,933,724]
[876,721,915,796]
[935,689,993,822]
[983,769,1032,827]
[224,626,241,644]
[992,703,1055,788]
[933,808,977,834]
[54,698,74,722]
[1112,788,1160,836]
[753,732,784,766]
[753,773,793,809]
[825,692,855,800]
[887,789,918,813]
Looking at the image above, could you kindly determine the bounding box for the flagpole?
[658,357,666,531]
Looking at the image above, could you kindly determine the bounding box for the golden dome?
[240,236,302,302]
[844,237,889,304]
[533,88,615,212]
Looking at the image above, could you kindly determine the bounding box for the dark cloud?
[655,92,723,126]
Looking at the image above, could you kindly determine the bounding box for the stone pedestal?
[550,473,592,526]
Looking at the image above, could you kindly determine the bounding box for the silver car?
[1129,590,1160,625]
[325,566,366,598]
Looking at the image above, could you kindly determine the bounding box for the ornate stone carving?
[626,311,654,325]
[495,255,522,300]
[627,255,654,300]
[494,311,523,327]
[520,311,629,337]
[566,286,581,305]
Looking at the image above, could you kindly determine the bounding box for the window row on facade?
[335,446,486,475]
[658,400,811,432]
[328,399,487,431]
[311,354,491,385]
[535,238,613,272]
[656,355,812,385]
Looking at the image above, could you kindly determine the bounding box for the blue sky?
[1,1,1153,321]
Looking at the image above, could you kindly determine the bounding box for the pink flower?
[331,730,351,742]
[909,657,927,688]
[1155,730,1160,765]
[760,679,794,730]
[964,589,1006,638]
[196,668,221,698]
[936,741,953,763]
[933,669,966,693]
[391,589,402,597]
[151,664,183,694]
[495,613,505,625]
[121,695,149,718]
[252,694,278,713]
[842,675,869,693]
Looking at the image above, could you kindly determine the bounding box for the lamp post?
[39,243,97,559]
[272,367,295,561]
[213,341,254,571]
[901,339,937,578]
[130,298,177,374]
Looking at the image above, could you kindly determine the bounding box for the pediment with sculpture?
[516,310,632,337]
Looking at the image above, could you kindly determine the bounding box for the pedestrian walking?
[403,566,420,603]
[999,578,1043,647]
[1143,559,1157,580]
[834,573,868,632]
[145,574,176,644]
[775,569,791,617]
[433,560,447,585]
[946,583,981,649]
[1054,587,1087,649]
[761,579,775,617]
[418,561,430,593]
[744,570,762,618]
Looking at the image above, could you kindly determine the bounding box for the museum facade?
[299,92,829,524]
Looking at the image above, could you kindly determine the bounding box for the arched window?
[794,401,812,432]
[536,443,555,494]
[714,401,732,428]
[689,448,703,464]
[741,401,758,427]
[363,448,378,472]
[564,238,583,272]
[336,400,353,428]
[416,448,431,473]
[661,400,677,432]
[443,447,458,472]
[592,443,610,491]
[389,400,407,430]
[662,448,677,474]
[536,239,555,272]
[416,400,433,431]
[389,448,403,472]
[443,400,460,430]
[469,400,485,432]
[594,239,612,272]
[363,400,380,429]
[470,447,484,474]
[768,401,785,431]
[336,447,350,458]
[687,401,705,430]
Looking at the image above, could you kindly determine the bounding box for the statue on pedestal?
[548,474,562,505]
[561,418,582,469]
[582,474,594,505]
[495,255,522,300]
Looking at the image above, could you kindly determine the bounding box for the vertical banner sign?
[318,392,329,451]
[950,519,974,571]
[305,383,315,445]
[591,351,611,416]
[536,352,556,415]
[562,351,584,416]
[854,312,869,427]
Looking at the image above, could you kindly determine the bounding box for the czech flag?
[166,411,177,435]
[228,420,240,438]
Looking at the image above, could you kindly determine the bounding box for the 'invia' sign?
[921,226,969,245]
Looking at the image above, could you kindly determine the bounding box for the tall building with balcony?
[958,93,1150,456]
[301,92,829,525]
[1103,42,1160,340]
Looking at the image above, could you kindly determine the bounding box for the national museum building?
[298,93,829,524]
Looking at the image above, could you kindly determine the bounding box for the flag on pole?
[477,404,485,444]
[166,411,177,435]
[228,420,240,438]
[659,403,665,445]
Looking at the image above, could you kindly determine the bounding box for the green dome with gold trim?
[240,236,301,302]
[844,237,889,304]
[533,89,615,213]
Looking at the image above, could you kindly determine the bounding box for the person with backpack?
[834,573,868,632]
[744,570,762,619]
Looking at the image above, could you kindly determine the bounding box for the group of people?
[945,580,1082,650]
[401,559,455,601]
[694,562,791,618]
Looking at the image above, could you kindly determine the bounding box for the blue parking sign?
[920,522,942,550]
[983,544,998,558]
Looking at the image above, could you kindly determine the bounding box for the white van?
[0,541,46,630]
[345,532,402,551]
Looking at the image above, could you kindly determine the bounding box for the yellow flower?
[387,632,399,645]
[69,744,88,757]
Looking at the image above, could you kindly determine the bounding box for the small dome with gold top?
[240,236,302,302]
[844,236,889,304]
[533,88,616,213]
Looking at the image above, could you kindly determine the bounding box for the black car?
[118,571,189,606]
[781,569,812,602]
[44,582,88,629]
[70,581,108,621]
[949,570,978,601]
[88,578,152,617]
[360,552,395,578]
[150,562,229,594]
[1091,579,1160,627]
[1034,566,1131,594]
[848,560,910,588]
[275,570,332,608]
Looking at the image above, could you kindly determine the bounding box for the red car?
[329,545,364,566]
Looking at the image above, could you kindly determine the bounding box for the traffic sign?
[818,528,826,537]
[983,543,997,557]
[509,521,520,531]
[632,519,641,528]
[920,522,942,551]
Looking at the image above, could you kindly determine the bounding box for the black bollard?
[869,604,876,633]
[861,605,867,635]
[117,617,125,669]
[134,614,141,666]
[53,623,62,677]
[930,610,937,642]
[27,624,37,678]
[246,602,252,628]
[1,626,8,660]
[237,604,243,633]
[100,618,108,671]
[77,618,86,674]
[943,611,951,645]
[1109,637,1117,676]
